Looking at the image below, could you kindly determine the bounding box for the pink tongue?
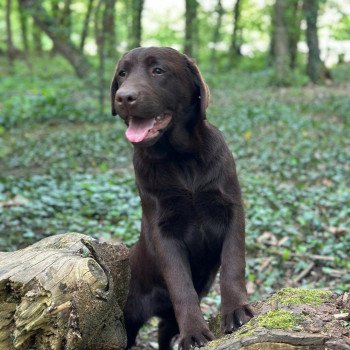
[125,117,156,143]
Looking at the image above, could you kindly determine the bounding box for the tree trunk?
[32,20,43,53]
[80,0,95,52]
[202,288,350,349]
[105,0,117,58]
[17,0,29,54]
[303,0,327,84]
[210,0,224,71]
[287,0,302,69]
[184,0,198,57]
[0,233,129,350]
[51,0,59,17]
[6,0,16,67]
[272,0,292,85]
[228,0,243,63]
[20,0,90,78]
[95,0,107,114]
[51,0,72,54]
[129,0,144,49]
[59,0,73,41]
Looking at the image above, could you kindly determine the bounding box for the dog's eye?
[153,67,164,75]
[119,70,126,77]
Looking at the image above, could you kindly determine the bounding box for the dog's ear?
[110,72,118,116]
[186,56,210,120]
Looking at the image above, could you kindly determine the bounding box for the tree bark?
[105,0,117,57]
[59,0,73,41]
[80,0,95,52]
[184,0,199,57]
[19,0,90,78]
[210,0,224,71]
[303,0,327,83]
[272,0,292,85]
[0,233,129,350]
[287,0,302,69]
[6,0,16,66]
[51,0,72,54]
[32,20,43,53]
[17,0,29,54]
[128,0,144,49]
[95,0,108,114]
[229,0,243,63]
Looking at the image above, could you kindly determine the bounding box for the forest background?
[1,0,349,324]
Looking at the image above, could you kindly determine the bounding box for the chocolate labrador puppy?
[110,47,253,350]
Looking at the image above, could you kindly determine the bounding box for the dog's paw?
[221,305,254,334]
[178,327,214,350]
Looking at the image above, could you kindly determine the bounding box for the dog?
[110,47,253,350]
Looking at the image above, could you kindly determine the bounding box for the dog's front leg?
[154,236,214,350]
[220,204,254,333]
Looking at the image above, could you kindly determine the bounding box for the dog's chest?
[155,160,233,232]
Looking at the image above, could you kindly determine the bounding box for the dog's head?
[110,47,209,147]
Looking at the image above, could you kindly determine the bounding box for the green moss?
[208,314,222,338]
[271,288,332,306]
[257,309,296,329]
[203,335,231,350]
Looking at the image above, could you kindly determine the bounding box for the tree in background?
[184,0,198,57]
[272,0,292,85]
[1,0,342,85]
[93,0,117,112]
[19,0,90,77]
[287,0,303,69]
[32,19,43,54]
[79,0,95,53]
[105,0,117,57]
[303,0,327,83]
[50,0,73,54]
[129,0,144,49]
[17,0,29,55]
[6,0,16,67]
[210,0,224,70]
[228,0,243,63]
[59,0,73,41]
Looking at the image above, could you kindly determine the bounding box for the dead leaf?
[329,226,347,235]
[0,195,29,208]
[257,231,278,246]
[246,281,256,295]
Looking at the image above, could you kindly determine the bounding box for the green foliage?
[0,173,141,250]
[0,57,116,128]
[332,12,350,40]
[1,58,349,299]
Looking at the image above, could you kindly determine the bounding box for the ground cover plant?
[1,57,349,308]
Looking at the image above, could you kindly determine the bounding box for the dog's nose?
[116,90,138,106]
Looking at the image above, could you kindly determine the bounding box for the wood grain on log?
[0,233,129,350]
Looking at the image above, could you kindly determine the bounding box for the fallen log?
[0,233,129,350]
[201,288,350,350]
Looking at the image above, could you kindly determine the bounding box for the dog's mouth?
[125,114,172,143]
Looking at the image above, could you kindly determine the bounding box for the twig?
[293,262,315,284]
[270,249,335,262]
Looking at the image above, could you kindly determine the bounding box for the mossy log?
[202,288,350,350]
[0,233,129,350]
